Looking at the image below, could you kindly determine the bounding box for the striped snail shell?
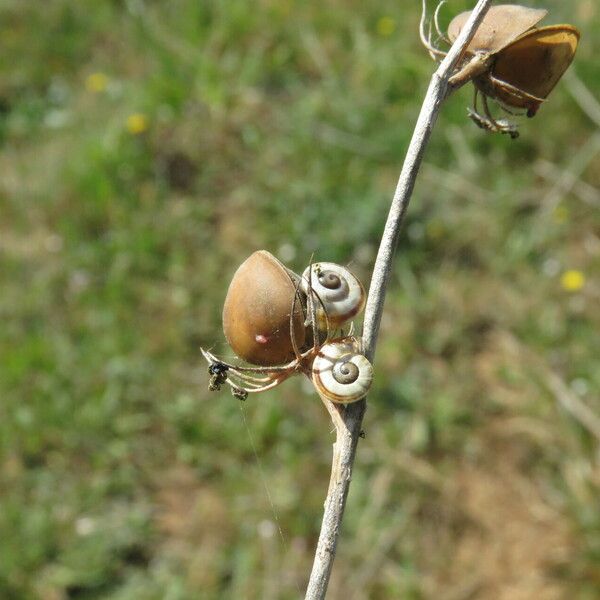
[311,339,372,404]
[301,262,366,329]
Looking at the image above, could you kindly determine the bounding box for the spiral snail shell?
[301,262,366,329]
[222,250,306,366]
[311,338,373,404]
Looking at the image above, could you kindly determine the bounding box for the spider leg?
[226,369,278,385]
[494,92,527,118]
[230,363,295,390]
[226,372,277,388]
[481,94,519,139]
[467,94,519,138]
[201,348,296,375]
[467,109,490,132]
[488,74,544,119]
[466,87,488,130]
[224,375,289,395]
[488,75,544,105]
[201,346,299,397]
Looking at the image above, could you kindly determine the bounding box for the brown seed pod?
[422,3,580,137]
[476,25,580,118]
[447,4,548,55]
[222,250,306,366]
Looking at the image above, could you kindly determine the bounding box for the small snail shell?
[311,339,372,404]
[301,262,365,329]
[222,250,306,366]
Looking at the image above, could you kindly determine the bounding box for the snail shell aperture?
[311,339,373,404]
[301,262,366,329]
[222,250,306,366]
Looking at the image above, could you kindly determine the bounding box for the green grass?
[1,0,599,598]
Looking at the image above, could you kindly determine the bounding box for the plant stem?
[304,2,493,598]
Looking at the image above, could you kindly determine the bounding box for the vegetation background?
[1,0,598,598]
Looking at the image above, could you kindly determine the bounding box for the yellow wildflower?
[560,270,585,292]
[126,113,148,135]
[377,16,396,37]
[85,72,109,93]
[552,205,569,224]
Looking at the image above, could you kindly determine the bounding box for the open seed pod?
[449,5,579,117]
[421,4,580,137]
[222,250,307,366]
[447,4,580,126]
[448,5,548,55]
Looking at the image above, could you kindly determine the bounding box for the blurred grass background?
[0,0,599,598]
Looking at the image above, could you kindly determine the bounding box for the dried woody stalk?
[304,2,494,598]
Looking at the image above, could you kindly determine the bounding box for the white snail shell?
[311,339,372,404]
[301,262,365,329]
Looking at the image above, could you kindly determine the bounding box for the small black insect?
[208,362,229,391]
[209,362,229,376]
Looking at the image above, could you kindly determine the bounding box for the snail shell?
[301,262,365,329]
[311,339,372,404]
[222,250,306,366]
